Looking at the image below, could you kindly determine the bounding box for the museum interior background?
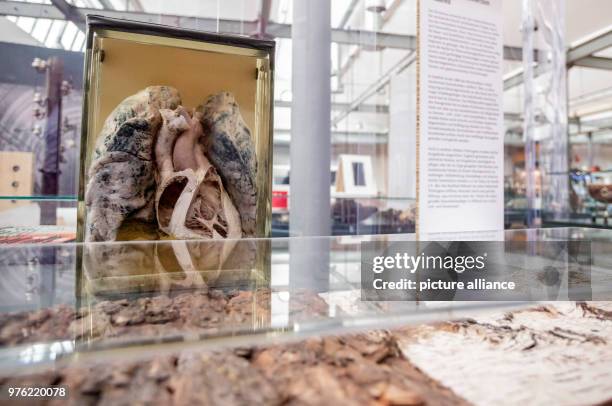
[1,0,612,238]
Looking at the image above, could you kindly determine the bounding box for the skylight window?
[30,18,52,44]
[72,30,86,52]
[16,17,36,33]
[45,20,66,48]
[60,21,78,50]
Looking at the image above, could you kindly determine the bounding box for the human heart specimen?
[84,87,257,244]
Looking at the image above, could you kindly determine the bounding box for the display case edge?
[85,15,276,54]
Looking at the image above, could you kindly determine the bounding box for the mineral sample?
[85,86,181,242]
[201,92,258,236]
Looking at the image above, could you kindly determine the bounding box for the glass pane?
[0,227,609,373]
[0,0,610,236]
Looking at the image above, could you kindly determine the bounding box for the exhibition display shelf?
[0,196,78,241]
[0,195,416,238]
[544,217,612,230]
[0,196,77,201]
[272,196,416,236]
[0,227,611,375]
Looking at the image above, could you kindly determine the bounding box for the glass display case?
[536,169,612,229]
[0,195,414,240]
[272,196,415,236]
[1,227,611,374]
[0,196,77,242]
[570,169,612,224]
[79,16,275,242]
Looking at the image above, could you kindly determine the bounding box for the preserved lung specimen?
[85,86,181,242]
[85,88,256,243]
[85,111,162,242]
[201,92,258,236]
[93,86,181,161]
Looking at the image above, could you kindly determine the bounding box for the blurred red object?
[272,190,288,210]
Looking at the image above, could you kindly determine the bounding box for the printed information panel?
[418,0,504,236]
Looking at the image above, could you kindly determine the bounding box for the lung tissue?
[85,88,258,244]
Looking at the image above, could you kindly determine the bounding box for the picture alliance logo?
[372,252,488,274]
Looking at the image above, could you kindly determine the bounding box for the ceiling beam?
[254,0,273,39]
[128,0,144,12]
[567,28,612,63]
[332,51,416,127]
[0,0,526,59]
[0,1,415,50]
[572,56,612,71]
[275,100,389,114]
[49,0,85,31]
[0,1,64,19]
[97,0,115,10]
[383,0,404,23]
[274,129,389,145]
[504,111,579,125]
[504,27,612,91]
[503,63,548,91]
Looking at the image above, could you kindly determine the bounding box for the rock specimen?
[0,294,471,405]
[201,92,258,236]
[85,86,181,242]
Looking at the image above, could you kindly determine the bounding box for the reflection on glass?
[0,228,611,373]
[352,162,366,186]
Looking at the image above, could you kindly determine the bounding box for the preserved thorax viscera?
[85,88,256,247]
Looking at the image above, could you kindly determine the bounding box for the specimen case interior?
[78,15,274,243]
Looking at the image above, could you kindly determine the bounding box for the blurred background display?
[0,0,611,237]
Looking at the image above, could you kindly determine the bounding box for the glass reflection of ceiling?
[3,0,612,144]
[3,0,397,53]
[5,0,102,52]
